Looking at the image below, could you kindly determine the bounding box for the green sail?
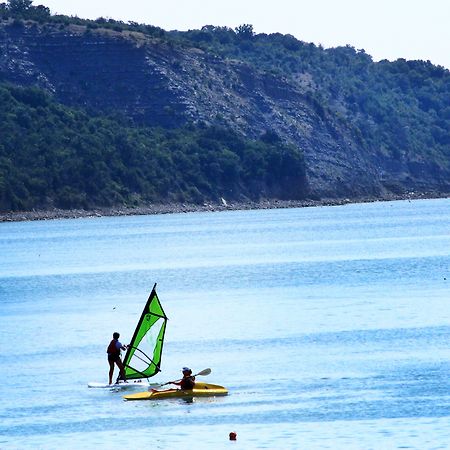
[122,284,168,380]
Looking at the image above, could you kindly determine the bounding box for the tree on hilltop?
[235,24,254,39]
[2,0,50,20]
[7,0,33,13]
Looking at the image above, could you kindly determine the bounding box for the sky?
[10,0,450,69]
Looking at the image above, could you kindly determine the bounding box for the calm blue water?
[0,198,449,449]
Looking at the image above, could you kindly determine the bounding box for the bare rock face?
[1,21,448,200]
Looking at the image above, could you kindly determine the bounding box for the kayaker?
[172,367,196,390]
[152,367,196,392]
[173,367,195,391]
[107,332,128,385]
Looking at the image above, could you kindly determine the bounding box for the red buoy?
[229,431,237,441]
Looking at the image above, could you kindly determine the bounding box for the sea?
[0,198,449,450]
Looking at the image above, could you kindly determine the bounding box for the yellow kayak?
[123,382,228,401]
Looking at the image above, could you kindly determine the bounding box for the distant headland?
[1,3,449,216]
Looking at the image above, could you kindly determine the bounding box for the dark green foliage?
[2,0,50,21]
[235,24,254,39]
[0,83,306,211]
[6,0,33,13]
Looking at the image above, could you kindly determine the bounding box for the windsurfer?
[107,332,128,385]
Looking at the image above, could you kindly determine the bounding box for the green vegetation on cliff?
[179,26,450,165]
[0,83,305,210]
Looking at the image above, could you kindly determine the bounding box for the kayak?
[123,382,228,401]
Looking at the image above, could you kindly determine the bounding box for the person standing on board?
[107,332,127,385]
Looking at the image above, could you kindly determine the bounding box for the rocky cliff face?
[1,20,447,200]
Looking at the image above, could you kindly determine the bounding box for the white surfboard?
[88,380,160,389]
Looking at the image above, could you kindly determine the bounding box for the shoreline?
[0,192,448,222]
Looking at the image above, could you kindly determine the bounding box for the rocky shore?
[1,192,447,223]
